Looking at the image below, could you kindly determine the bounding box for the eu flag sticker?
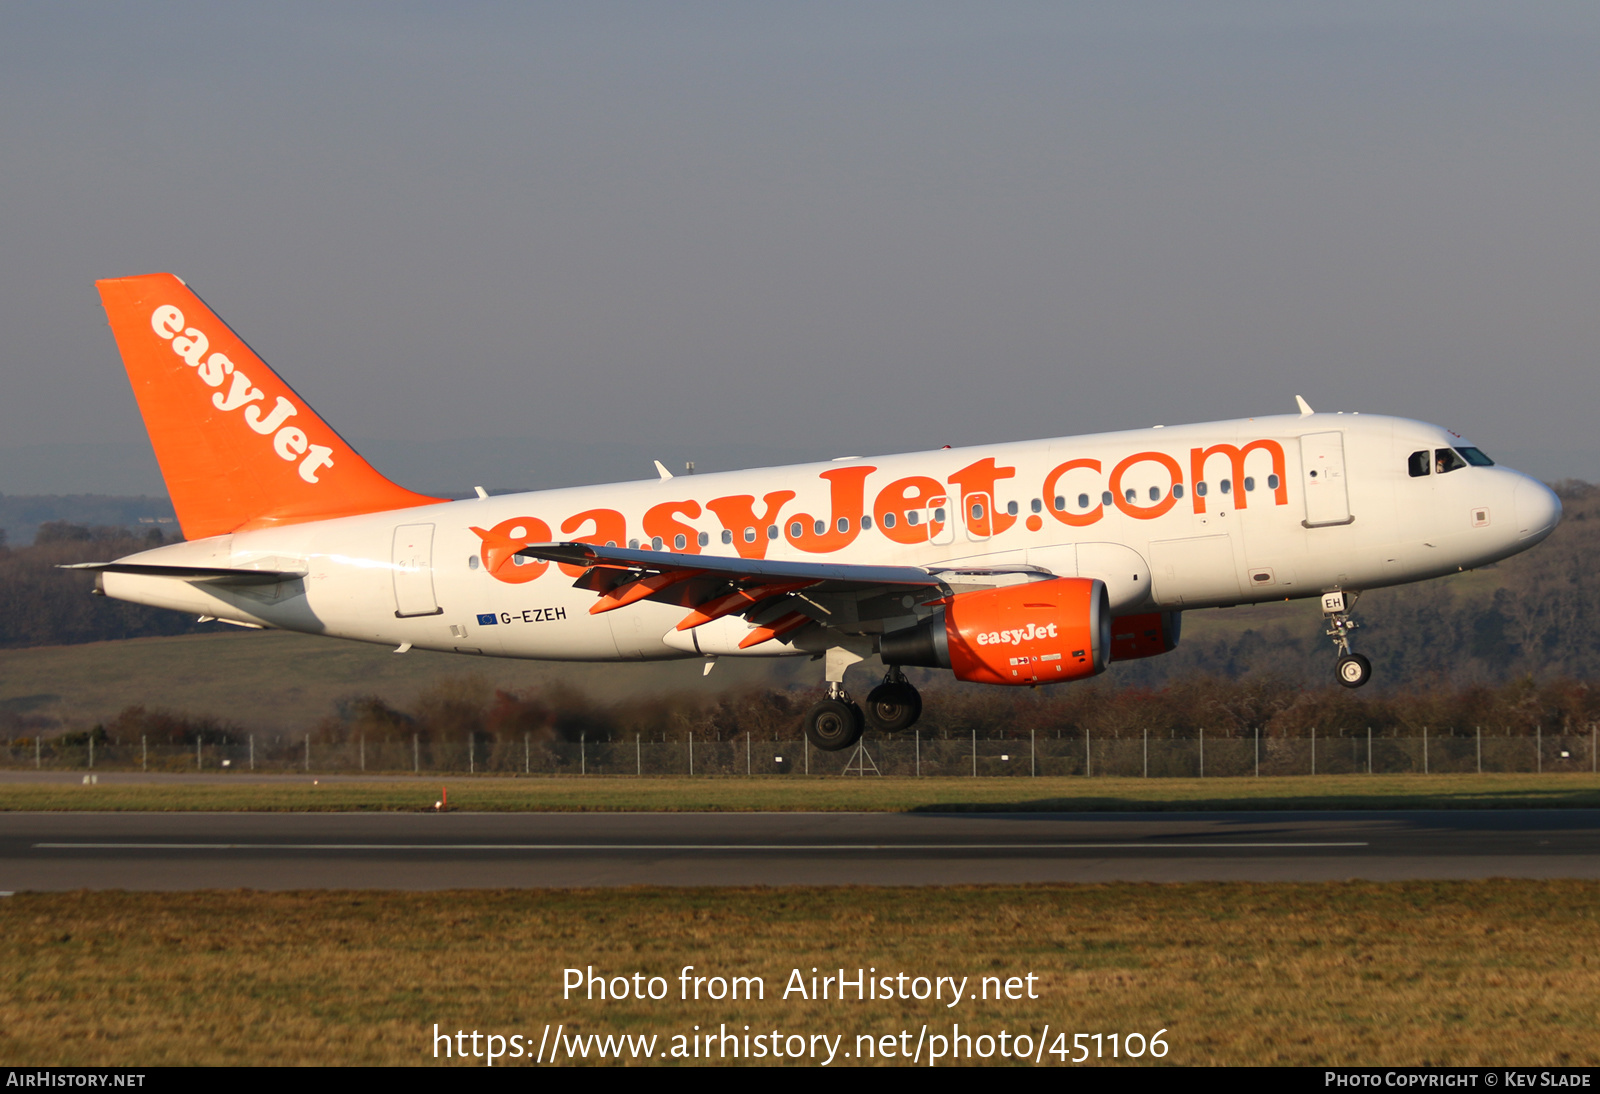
[476,613,499,626]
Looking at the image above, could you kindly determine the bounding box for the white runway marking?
[34,841,1369,851]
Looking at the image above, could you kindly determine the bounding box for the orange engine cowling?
[878,577,1110,686]
[1109,610,1182,662]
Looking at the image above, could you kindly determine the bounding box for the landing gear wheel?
[805,699,865,751]
[1336,653,1372,689]
[863,681,922,733]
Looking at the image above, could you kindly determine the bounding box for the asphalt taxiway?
[4,809,1599,889]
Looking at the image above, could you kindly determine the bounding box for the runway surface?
[4,809,1599,889]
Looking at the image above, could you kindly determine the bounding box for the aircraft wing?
[516,541,951,648]
[519,542,940,588]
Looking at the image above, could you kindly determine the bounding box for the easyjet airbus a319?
[79,273,1563,750]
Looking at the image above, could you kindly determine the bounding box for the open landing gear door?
[1300,431,1353,527]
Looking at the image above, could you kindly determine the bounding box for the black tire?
[805,699,864,751]
[863,681,922,733]
[1336,653,1372,689]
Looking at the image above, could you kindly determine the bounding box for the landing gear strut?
[804,647,868,751]
[863,667,922,732]
[1322,590,1372,689]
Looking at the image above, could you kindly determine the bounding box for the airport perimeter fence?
[4,725,1598,778]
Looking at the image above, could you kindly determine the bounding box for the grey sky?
[3,2,1598,495]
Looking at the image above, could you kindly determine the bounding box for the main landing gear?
[804,683,864,752]
[803,662,925,751]
[863,667,922,733]
[1322,589,1372,689]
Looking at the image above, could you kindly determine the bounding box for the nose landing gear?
[1322,590,1372,688]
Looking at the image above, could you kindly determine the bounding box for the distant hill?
[0,495,176,547]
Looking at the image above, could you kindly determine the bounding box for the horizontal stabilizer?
[60,562,307,586]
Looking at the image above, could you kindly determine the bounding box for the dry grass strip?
[3,881,1597,1066]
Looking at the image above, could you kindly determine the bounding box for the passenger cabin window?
[1030,498,1042,514]
[1408,450,1431,477]
[1435,448,1467,474]
[1173,484,1185,499]
[1457,446,1495,467]
[1196,482,1208,497]
[1243,477,1255,492]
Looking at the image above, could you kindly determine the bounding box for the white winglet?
[653,460,674,480]
[1295,395,1314,416]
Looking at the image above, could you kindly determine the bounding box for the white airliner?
[79,273,1562,750]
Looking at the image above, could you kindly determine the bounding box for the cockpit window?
[1407,450,1431,477]
[1435,448,1467,474]
[1455,446,1495,467]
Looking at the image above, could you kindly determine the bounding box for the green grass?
[5,772,1599,812]
[4,881,1598,1066]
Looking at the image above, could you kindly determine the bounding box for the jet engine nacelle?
[878,576,1110,686]
[1109,610,1182,662]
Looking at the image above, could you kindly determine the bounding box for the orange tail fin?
[97,273,444,540]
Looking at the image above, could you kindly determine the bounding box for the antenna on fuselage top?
[1295,395,1314,416]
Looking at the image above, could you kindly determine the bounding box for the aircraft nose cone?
[1514,478,1562,542]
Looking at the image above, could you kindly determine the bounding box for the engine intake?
[879,577,1110,686]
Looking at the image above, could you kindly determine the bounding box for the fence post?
[525,732,529,775]
[805,735,809,776]
[1424,726,1429,775]
[360,734,365,773]
[636,733,641,777]
[1537,724,1542,774]
[972,730,977,778]
[1199,727,1205,778]
[1310,726,1315,777]
[1030,729,1036,778]
[1255,725,1260,778]
[470,735,475,775]
[689,732,694,777]
[1084,728,1090,778]
[1368,726,1373,775]
[915,730,920,778]
[36,737,41,770]
[580,732,586,776]
[197,735,202,771]
[248,733,254,772]
[413,733,419,774]
[89,736,94,770]
[1593,724,1596,775]
[143,735,148,773]
[1476,725,1481,775]
[304,734,310,773]
[746,732,751,776]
